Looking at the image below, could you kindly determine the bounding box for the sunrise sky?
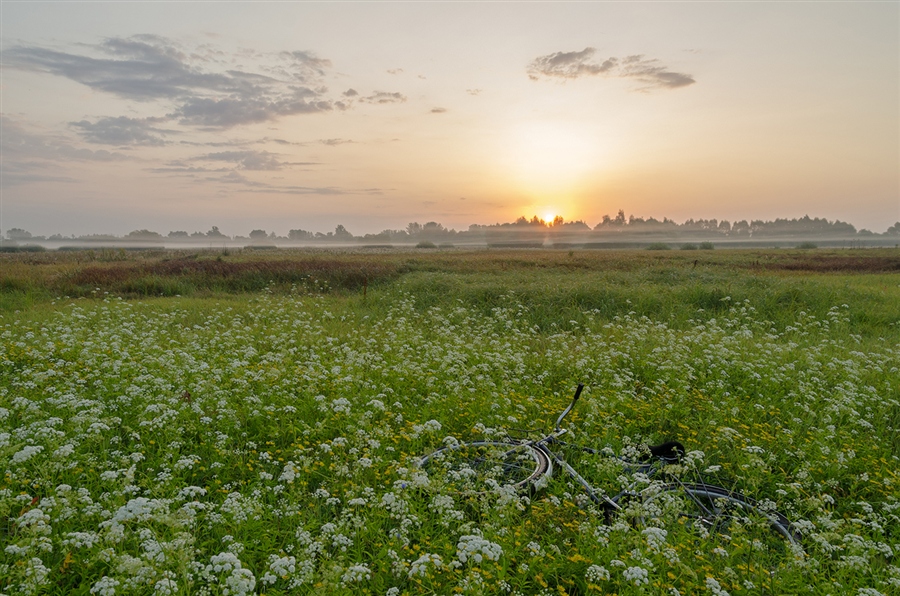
[1,1,898,237]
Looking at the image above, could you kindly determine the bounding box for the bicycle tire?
[417,441,552,495]
[641,483,802,567]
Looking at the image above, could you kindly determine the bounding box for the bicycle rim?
[641,483,802,572]
[417,441,551,495]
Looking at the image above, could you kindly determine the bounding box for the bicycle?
[417,383,802,569]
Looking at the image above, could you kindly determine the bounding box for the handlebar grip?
[573,383,584,402]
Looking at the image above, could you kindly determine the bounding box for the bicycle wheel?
[641,483,802,569]
[417,441,552,495]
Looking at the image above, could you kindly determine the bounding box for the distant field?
[1,248,898,594]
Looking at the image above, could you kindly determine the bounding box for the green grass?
[1,248,899,594]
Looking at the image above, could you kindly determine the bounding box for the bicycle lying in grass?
[417,384,802,570]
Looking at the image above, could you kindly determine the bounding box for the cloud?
[430,107,448,114]
[168,150,319,172]
[387,68,404,75]
[466,88,482,96]
[5,35,341,128]
[360,91,407,104]
[0,160,78,187]
[319,138,354,146]
[173,93,336,128]
[527,47,695,90]
[343,88,359,97]
[200,150,286,171]
[0,116,127,187]
[209,171,351,195]
[70,116,171,146]
[1,116,126,163]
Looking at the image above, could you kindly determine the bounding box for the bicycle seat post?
[555,383,584,431]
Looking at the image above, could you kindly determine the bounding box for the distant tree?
[731,220,750,236]
[406,222,423,236]
[423,222,446,232]
[207,226,227,239]
[125,229,163,240]
[334,225,353,240]
[190,231,206,238]
[249,229,268,240]
[168,231,189,238]
[288,229,314,240]
[551,215,564,227]
[6,228,32,240]
[559,220,590,231]
[886,222,900,236]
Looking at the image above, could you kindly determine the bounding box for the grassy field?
[1,248,898,594]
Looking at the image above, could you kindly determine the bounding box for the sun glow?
[504,121,602,193]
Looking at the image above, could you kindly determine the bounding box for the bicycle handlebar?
[554,383,584,431]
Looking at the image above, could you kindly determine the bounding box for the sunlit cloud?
[527,47,695,90]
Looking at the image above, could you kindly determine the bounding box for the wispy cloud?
[158,150,318,173]
[527,47,695,90]
[207,150,321,170]
[5,35,343,128]
[360,91,407,104]
[319,138,355,146]
[70,116,172,146]
[1,116,126,187]
[430,107,448,114]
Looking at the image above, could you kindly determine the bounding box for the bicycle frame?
[512,383,662,513]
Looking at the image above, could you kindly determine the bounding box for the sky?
[1,1,898,237]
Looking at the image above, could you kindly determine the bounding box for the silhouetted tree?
[288,229,314,240]
[6,228,32,240]
[126,229,162,240]
[249,229,268,240]
[334,225,353,240]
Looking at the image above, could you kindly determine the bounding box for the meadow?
[1,247,898,595]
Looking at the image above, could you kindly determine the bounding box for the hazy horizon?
[2,1,898,237]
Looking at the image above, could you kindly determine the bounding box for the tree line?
[5,212,899,245]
